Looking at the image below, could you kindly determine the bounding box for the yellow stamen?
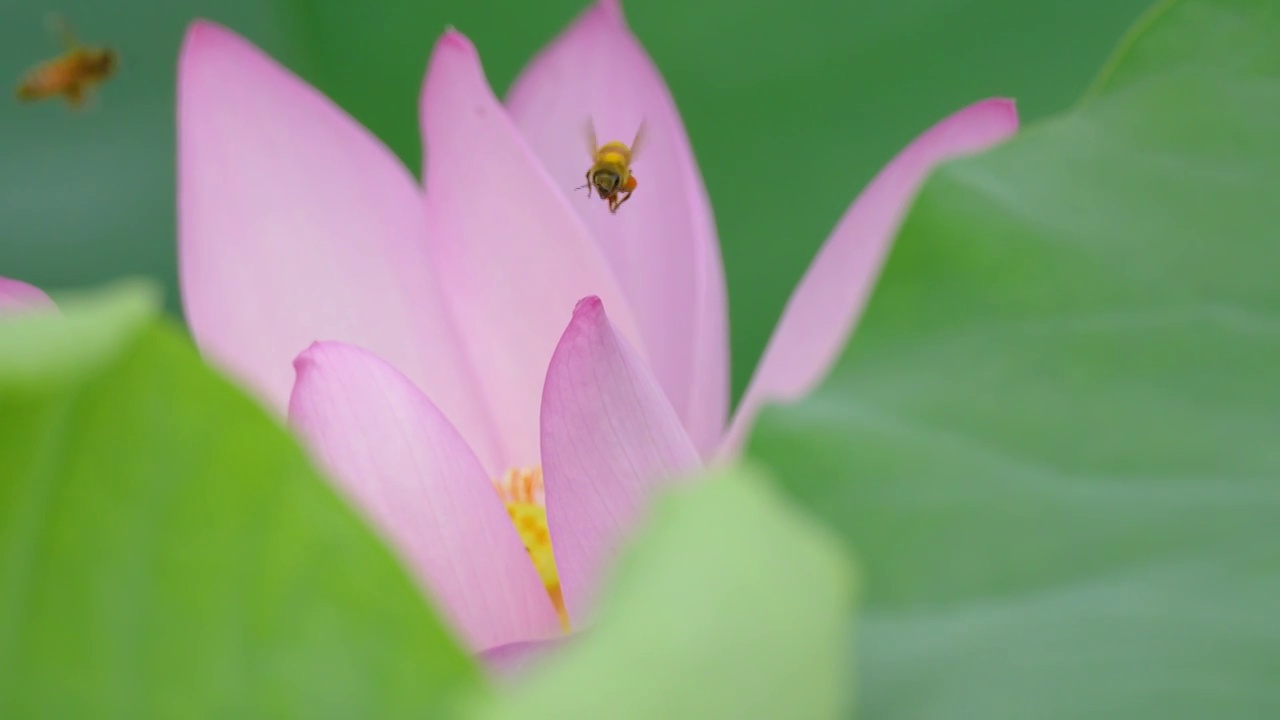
[493,466,570,633]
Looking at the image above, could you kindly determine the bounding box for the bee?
[16,15,117,109]
[577,119,646,214]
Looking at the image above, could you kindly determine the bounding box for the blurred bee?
[16,15,117,109]
[577,119,646,214]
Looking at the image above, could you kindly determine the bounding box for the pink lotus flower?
[177,1,1017,663]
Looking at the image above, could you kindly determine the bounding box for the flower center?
[492,466,570,632]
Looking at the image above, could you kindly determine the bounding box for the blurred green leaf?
[477,465,856,720]
[746,0,1280,716]
[0,279,158,390]
[0,283,481,717]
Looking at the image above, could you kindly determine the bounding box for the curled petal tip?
[291,341,329,374]
[573,295,604,316]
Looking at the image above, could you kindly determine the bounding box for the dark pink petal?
[507,0,730,456]
[288,341,562,652]
[540,296,701,625]
[722,99,1020,456]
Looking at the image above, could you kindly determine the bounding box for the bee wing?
[628,119,648,162]
[584,117,599,157]
[45,13,81,50]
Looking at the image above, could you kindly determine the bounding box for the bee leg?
[612,189,634,213]
[583,170,594,198]
[63,82,85,109]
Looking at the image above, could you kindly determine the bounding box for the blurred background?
[0,0,1149,399]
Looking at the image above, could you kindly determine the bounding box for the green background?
[746,0,1280,714]
[0,0,1151,398]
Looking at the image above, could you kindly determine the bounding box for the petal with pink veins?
[177,21,500,469]
[421,30,644,471]
[721,98,1020,457]
[541,296,701,626]
[0,277,56,313]
[506,0,729,458]
[288,341,563,652]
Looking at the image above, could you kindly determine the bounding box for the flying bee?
[576,119,646,214]
[16,15,117,109]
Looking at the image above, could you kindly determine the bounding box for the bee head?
[83,48,118,77]
[591,169,620,196]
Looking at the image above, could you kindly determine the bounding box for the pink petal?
[178,21,501,469]
[506,0,729,458]
[420,30,645,471]
[0,277,56,313]
[541,296,701,625]
[288,341,563,652]
[722,99,1020,456]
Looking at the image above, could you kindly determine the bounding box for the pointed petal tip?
[971,96,1020,129]
[288,341,340,413]
[436,26,477,57]
[564,0,632,40]
[422,27,485,112]
[573,295,604,317]
[590,0,627,25]
[291,340,331,375]
[177,18,272,87]
[181,18,223,44]
[542,282,702,622]
[179,19,239,63]
[992,96,1018,113]
[291,340,389,379]
[177,20,211,74]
